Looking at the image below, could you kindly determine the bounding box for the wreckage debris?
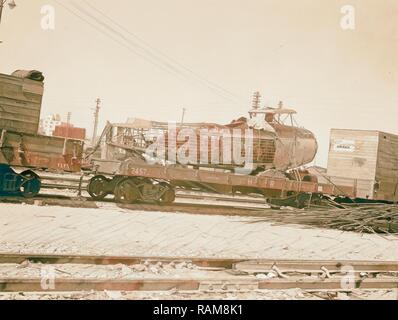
[250,204,398,235]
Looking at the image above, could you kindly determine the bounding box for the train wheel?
[88,175,109,200]
[159,187,176,205]
[115,179,140,204]
[19,170,41,198]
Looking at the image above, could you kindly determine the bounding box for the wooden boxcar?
[0,71,44,135]
[0,70,84,172]
[327,129,398,201]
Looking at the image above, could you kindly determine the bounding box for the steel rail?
[0,277,397,293]
[0,253,244,269]
[0,195,267,214]
[1,253,398,274]
[1,254,398,292]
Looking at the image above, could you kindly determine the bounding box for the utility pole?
[67,112,72,125]
[249,91,261,119]
[92,98,101,146]
[252,92,261,110]
[66,112,72,138]
[0,2,4,24]
[180,107,186,127]
[0,0,17,24]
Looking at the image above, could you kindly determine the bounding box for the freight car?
[94,98,318,174]
[327,129,398,202]
[0,164,41,198]
[0,70,84,173]
[0,70,85,196]
[88,159,355,205]
[86,97,351,205]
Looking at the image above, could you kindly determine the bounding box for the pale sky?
[0,0,397,166]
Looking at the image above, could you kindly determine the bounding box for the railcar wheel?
[159,187,176,205]
[115,179,140,204]
[19,170,41,198]
[88,175,109,200]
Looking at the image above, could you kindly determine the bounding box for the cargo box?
[0,71,44,135]
[0,130,84,172]
[327,129,398,201]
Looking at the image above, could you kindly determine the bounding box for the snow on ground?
[0,203,398,261]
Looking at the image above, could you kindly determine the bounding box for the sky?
[0,0,397,166]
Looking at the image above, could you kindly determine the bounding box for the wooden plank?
[0,112,41,124]
[374,132,398,201]
[0,97,42,112]
[329,176,374,199]
[327,129,379,197]
[0,104,41,117]
[0,73,43,135]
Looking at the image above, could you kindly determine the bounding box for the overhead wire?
[53,0,242,104]
[80,0,242,101]
[52,0,199,83]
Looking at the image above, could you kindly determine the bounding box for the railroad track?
[0,194,270,217]
[0,253,397,293]
[0,253,243,268]
[0,171,271,214]
[38,173,269,207]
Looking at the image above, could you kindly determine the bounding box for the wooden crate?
[327,129,398,201]
[0,72,44,135]
[375,132,398,201]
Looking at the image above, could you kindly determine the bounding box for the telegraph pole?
[0,0,17,24]
[252,91,261,110]
[92,98,101,146]
[66,112,72,138]
[0,2,4,24]
[67,112,72,125]
[180,107,186,127]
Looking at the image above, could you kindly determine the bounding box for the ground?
[1,202,398,300]
[1,203,397,260]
